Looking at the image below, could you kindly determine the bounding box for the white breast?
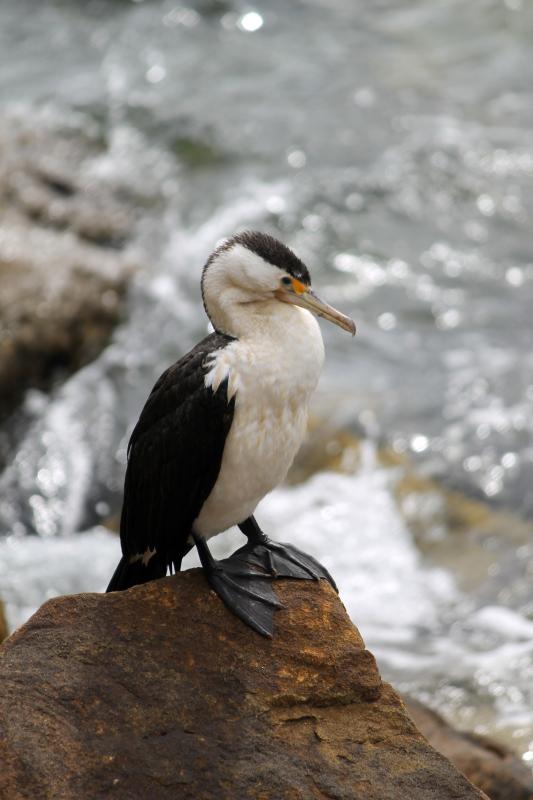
[194,306,324,538]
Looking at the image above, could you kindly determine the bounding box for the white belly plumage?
[193,307,324,539]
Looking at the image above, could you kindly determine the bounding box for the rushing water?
[0,0,532,763]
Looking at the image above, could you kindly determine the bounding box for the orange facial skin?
[291,278,307,295]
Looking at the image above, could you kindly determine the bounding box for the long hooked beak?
[276,279,356,335]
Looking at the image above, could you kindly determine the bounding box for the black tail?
[106,553,168,593]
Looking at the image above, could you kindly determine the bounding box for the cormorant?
[107,231,356,636]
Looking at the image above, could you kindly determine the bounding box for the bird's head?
[201,231,356,337]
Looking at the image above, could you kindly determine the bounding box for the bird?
[106,230,356,636]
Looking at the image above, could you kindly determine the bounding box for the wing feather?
[119,333,236,565]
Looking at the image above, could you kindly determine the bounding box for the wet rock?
[0,572,486,800]
[0,111,134,246]
[0,601,7,644]
[171,134,230,169]
[405,698,533,800]
[0,111,137,423]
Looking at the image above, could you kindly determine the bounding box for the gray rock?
[0,111,138,423]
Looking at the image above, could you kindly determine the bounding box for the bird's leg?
[238,515,269,544]
[237,516,338,593]
[238,517,276,573]
[192,532,282,638]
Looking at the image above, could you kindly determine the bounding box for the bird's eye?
[281,277,292,286]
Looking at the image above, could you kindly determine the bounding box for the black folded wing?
[119,332,236,569]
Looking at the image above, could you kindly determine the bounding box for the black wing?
[119,332,236,569]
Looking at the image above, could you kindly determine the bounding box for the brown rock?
[0,600,7,643]
[0,112,137,423]
[405,697,533,800]
[0,572,486,800]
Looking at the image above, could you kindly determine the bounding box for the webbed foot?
[193,522,338,638]
[231,538,338,593]
[193,534,282,637]
[237,516,337,592]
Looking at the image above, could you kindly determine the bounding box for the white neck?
[215,296,307,341]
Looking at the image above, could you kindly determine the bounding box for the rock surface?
[0,600,7,644]
[0,572,486,800]
[0,111,137,424]
[405,697,533,800]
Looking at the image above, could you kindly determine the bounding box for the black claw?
[268,541,338,593]
[266,548,277,576]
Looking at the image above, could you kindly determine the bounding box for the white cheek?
[220,244,279,292]
[242,257,280,292]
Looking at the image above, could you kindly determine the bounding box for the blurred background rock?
[0,0,532,777]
